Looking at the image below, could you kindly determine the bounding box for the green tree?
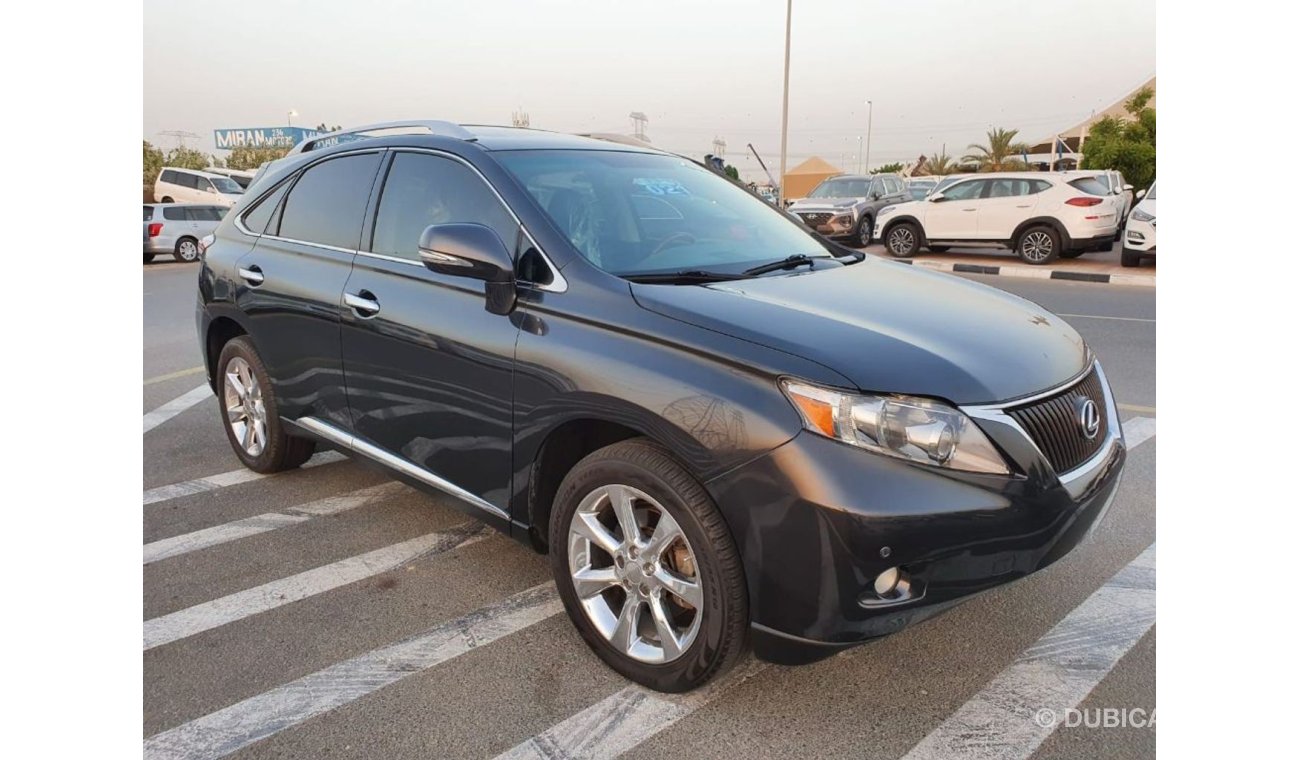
[1080,87,1156,190]
[724,165,740,181]
[870,162,905,174]
[164,146,212,171]
[922,152,955,176]
[225,145,292,170]
[143,140,164,185]
[963,128,1030,172]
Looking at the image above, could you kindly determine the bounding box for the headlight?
[1131,208,1155,223]
[781,379,1009,474]
[878,205,898,217]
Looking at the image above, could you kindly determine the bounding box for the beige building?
[781,156,844,200]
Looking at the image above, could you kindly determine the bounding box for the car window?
[179,173,200,189]
[240,180,291,235]
[160,170,178,184]
[1145,182,1156,200]
[1068,177,1111,196]
[210,176,244,194]
[162,206,187,221]
[278,152,382,249]
[868,178,886,197]
[1030,179,1053,194]
[808,177,869,198]
[885,177,903,195]
[370,152,519,261]
[986,179,1036,198]
[941,180,985,201]
[143,206,154,221]
[187,206,223,222]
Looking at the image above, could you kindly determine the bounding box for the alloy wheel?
[858,219,872,247]
[1021,231,1054,262]
[567,483,703,664]
[223,356,267,457]
[888,226,915,255]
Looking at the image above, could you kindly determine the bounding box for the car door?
[235,149,384,430]
[977,178,1042,240]
[339,149,523,525]
[924,178,986,239]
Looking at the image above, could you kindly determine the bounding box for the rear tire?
[174,237,200,263]
[216,336,316,473]
[144,253,155,263]
[160,196,174,203]
[1015,226,1060,265]
[550,438,748,693]
[885,222,921,258]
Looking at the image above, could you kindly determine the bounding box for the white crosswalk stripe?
[899,543,1157,760]
[143,524,487,650]
[143,584,563,760]
[142,450,347,506]
[495,416,1157,760]
[143,482,408,564]
[143,384,213,434]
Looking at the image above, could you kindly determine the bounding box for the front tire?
[1016,226,1060,265]
[174,237,200,263]
[217,336,315,473]
[144,253,155,263]
[885,222,921,258]
[550,438,748,693]
[855,216,873,247]
[1121,250,1143,267]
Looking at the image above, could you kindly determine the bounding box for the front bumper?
[792,209,858,238]
[1125,219,1157,253]
[706,361,1125,664]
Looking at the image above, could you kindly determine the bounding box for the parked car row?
[143,203,228,263]
[785,173,910,247]
[153,167,245,207]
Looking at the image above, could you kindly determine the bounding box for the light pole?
[287,109,298,127]
[864,100,873,174]
[778,0,792,206]
[857,136,862,174]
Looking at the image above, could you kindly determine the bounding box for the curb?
[890,258,1156,288]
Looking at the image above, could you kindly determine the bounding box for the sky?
[143,0,1155,183]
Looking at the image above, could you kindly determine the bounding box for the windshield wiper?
[623,270,746,284]
[742,254,825,276]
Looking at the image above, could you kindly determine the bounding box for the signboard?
[213,126,323,150]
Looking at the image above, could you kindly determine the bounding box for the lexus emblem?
[1077,398,1101,440]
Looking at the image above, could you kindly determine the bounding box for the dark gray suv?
[786,173,909,247]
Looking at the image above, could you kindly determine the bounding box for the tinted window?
[986,179,1036,198]
[162,207,187,221]
[1030,179,1052,194]
[808,177,869,198]
[143,206,154,221]
[160,170,178,184]
[240,181,291,235]
[942,180,985,201]
[1068,177,1111,196]
[279,153,382,249]
[178,173,200,189]
[370,152,518,260]
[187,207,223,222]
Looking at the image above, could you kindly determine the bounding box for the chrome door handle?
[238,266,264,286]
[344,291,381,317]
[1016,204,1032,208]
[962,207,977,212]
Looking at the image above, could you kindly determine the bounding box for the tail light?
[198,234,215,254]
[148,223,163,237]
[1065,197,1103,207]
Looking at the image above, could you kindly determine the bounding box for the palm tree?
[923,152,955,176]
[963,128,1031,172]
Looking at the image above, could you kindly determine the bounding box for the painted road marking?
[143,524,487,650]
[497,417,1156,760]
[143,451,348,506]
[1119,403,1157,415]
[143,584,563,760]
[144,366,205,386]
[143,483,408,564]
[143,384,212,434]
[1057,313,1156,323]
[899,543,1156,760]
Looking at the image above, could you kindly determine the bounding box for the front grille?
[1007,368,1108,473]
[797,212,833,226]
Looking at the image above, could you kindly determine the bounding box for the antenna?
[629,111,649,142]
[159,130,200,149]
[511,108,530,128]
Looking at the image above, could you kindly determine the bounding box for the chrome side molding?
[293,416,509,521]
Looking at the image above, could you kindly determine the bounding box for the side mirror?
[1122,184,1134,192]
[1136,188,1147,199]
[928,192,946,202]
[418,223,517,315]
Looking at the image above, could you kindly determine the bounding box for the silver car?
[143,203,227,263]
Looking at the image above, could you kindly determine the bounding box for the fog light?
[874,566,901,597]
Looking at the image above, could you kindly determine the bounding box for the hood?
[631,259,1088,405]
[789,197,860,210]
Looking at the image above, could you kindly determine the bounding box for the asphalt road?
[143,259,1156,760]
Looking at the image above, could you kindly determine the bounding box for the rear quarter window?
[143,206,154,221]
[162,207,187,221]
[1067,177,1111,196]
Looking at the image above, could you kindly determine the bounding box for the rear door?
[235,149,384,429]
[924,178,986,239]
[339,149,523,526]
[977,178,1047,240]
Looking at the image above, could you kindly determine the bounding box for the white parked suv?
[1122,181,1156,267]
[153,167,245,207]
[875,172,1120,265]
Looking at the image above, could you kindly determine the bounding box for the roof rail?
[289,120,475,154]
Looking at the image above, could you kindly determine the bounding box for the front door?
[925,178,986,239]
[235,150,384,429]
[340,150,523,525]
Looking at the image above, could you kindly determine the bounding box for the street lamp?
[865,100,873,174]
[857,136,863,174]
[287,109,298,127]
[778,0,792,206]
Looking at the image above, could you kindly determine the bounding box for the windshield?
[807,177,869,198]
[497,150,826,276]
[210,176,244,194]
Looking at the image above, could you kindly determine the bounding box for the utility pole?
[865,100,873,173]
[778,0,792,205]
[512,109,531,128]
[712,136,726,159]
[158,130,199,150]
[629,111,649,142]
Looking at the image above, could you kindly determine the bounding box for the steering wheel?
[648,232,697,259]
